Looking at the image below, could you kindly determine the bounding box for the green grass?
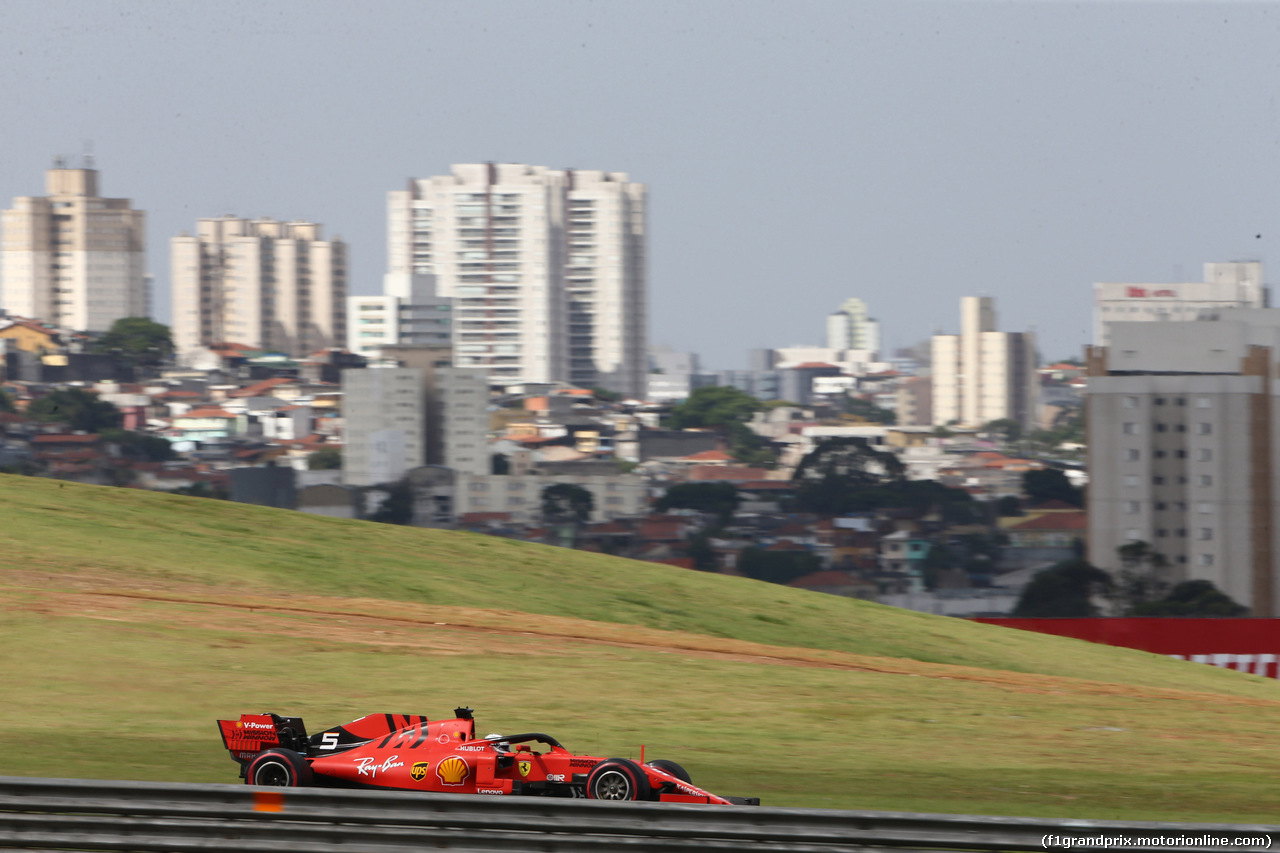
[2,474,1280,821]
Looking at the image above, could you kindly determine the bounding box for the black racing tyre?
[246,749,312,787]
[645,759,692,784]
[585,758,653,801]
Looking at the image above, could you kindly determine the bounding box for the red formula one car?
[217,707,758,805]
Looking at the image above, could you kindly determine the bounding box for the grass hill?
[2,474,1279,821]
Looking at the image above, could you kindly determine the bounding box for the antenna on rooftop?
[83,139,95,170]
[53,154,67,169]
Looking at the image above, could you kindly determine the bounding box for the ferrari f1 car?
[217,707,758,805]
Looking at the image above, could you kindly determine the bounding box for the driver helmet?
[484,733,510,752]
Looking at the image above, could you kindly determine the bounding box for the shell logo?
[235,722,243,728]
[436,756,469,786]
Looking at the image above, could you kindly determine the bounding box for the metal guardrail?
[0,775,1276,852]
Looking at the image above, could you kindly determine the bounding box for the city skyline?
[3,2,1280,368]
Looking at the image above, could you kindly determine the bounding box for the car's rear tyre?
[586,758,652,801]
[645,759,692,784]
[247,749,312,787]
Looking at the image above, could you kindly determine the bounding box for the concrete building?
[347,274,453,356]
[826,297,880,355]
[647,344,707,402]
[931,297,1038,430]
[438,366,489,475]
[386,163,647,396]
[895,375,934,427]
[172,216,346,360]
[454,472,647,523]
[1,163,146,331]
[1094,261,1267,346]
[340,366,424,486]
[1085,309,1280,616]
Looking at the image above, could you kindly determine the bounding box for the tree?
[370,480,413,525]
[307,448,342,470]
[666,386,762,431]
[655,482,739,523]
[842,396,896,425]
[982,418,1023,445]
[100,428,176,462]
[91,317,174,369]
[1012,559,1111,617]
[1022,468,1082,507]
[1105,540,1170,612]
[0,389,14,414]
[27,388,122,432]
[1129,580,1248,617]
[684,532,719,571]
[541,483,594,525]
[591,387,623,403]
[737,546,821,585]
[996,495,1023,517]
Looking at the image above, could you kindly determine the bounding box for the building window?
[1198,527,1214,541]
[1124,475,1139,487]
[1156,528,1167,538]
[1198,553,1215,566]
[1152,476,1164,485]
[1154,423,1167,433]
[1155,450,1166,459]
[1197,502,1212,514]
[1125,449,1140,461]
[1123,422,1139,435]
[1155,501,1167,510]
[1199,475,1213,486]
[1125,528,1141,541]
[1154,397,1165,405]
[1176,397,1186,406]
[1123,396,1139,408]
[1125,501,1140,514]
[1196,397,1211,408]
[1198,448,1213,461]
[1197,423,1212,435]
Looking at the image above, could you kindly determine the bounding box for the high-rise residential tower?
[1,162,146,331]
[1085,309,1280,616]
[386,163,647,396]
[931,296,1038,430]
[172,216,346,359]
[826,297,880,355]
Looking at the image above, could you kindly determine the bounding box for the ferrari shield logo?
[410,762,430,781]
[518,760,532,778]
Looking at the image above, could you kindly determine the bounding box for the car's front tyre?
[585,758,652,801]
[246,749,312,787]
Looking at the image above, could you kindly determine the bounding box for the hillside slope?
[2,475,1280,820]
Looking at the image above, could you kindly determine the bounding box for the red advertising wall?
[974,618,1280,678]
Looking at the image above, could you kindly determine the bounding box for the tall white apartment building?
[931,296,1038,430]
[172,216,346,359]
[1094,261,1267,346]
[1086,309,1280,616]
[1,164,146,331]
[386,163,647,397]
[826,297,880,355]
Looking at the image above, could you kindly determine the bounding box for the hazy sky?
[3,1,1279,368]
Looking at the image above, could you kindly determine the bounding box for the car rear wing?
[216,713,308,763]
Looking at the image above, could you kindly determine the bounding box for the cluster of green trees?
[1013,542,1247,617]
[665,386,775,467]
